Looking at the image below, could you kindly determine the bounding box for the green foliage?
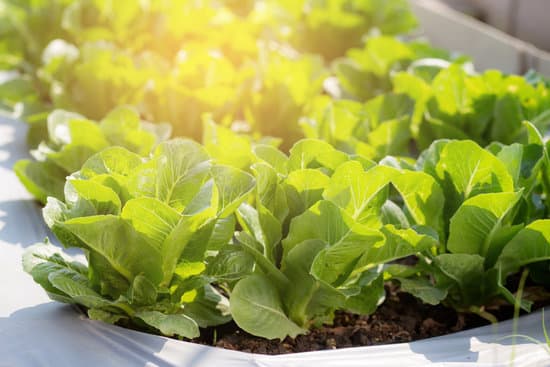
[394,135,550,316]
[302,93,416,160]
[223,139,442,339]
[0,0,419,146]
[24,138,256,337]
[268,0,417,61]
[11,0,550,344]
[21,128,550,339]
[305,64,550,160]
[15,106,169,203]
[334,36,448,101]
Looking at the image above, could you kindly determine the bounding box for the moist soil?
[190,285,545,355]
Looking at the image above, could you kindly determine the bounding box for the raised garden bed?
[1,0,550,365]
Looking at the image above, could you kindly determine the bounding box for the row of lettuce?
[3,0,550,341]
[24,119,550,339]
[15,61,550,208]
[0,0,415,145]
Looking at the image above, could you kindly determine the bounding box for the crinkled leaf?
[120,198,180,251]
[345,271,385,314]
[48,269,113,309]
[88,309,126,324]
[23,242,88,303]
[129,139,211,212]
[64,179,121,217]
[80,146,143,179]
[206,245,254,282]
[434,254,499,308]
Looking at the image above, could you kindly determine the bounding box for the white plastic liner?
[1,116,549,367]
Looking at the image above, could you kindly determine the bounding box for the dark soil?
[190,286,514,355]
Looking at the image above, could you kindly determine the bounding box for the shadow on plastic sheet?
[0,303,161,367]
[0,197,82,256]
[0,115,29,171]
[0,199,49,248]
[0,117,84,256]
[0,115,56,250]
[0,302,248,367]
[408,308,550,363]
[0,302,228,367]
[0,198,83,255]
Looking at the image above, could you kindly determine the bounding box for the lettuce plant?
[38,41,150,120]
[26,32,327,149]
[267,0,417,61]
[391,127,550,319]
[0,0,71,69]
[302,92,415,160]
[141,46,253,142]
[394,66,550,150]
[0,0,422,150]
[334,36,453,101]
[207,139,443,339]
[23,139,255,338]
[15,106,170,203]
[22,123,550,339]
[305,64,550,160]
[242,51,327,150]
[11,0,550,343]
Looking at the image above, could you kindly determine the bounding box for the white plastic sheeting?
[1,116,550,367]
